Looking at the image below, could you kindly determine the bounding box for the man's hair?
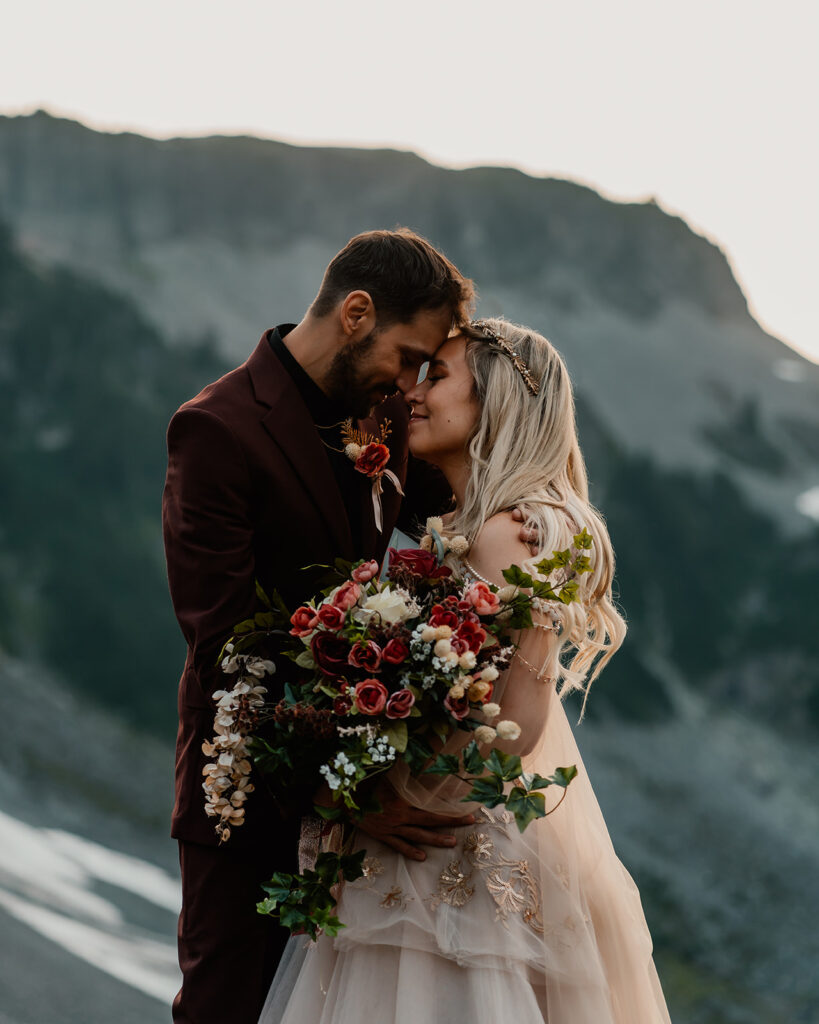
[309,228,475,327]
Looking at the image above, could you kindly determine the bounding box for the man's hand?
[356,779,475,861]
[511,506,539,556]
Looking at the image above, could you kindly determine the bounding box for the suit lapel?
[246,335,354,558]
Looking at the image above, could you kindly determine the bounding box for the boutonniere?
[341,419,404,533]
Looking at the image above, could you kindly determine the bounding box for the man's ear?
[339,291,376,340]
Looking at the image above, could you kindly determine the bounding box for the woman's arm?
[466,512,559,758]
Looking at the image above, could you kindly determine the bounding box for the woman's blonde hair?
[448,317,626,717]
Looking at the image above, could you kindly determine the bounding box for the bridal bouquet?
[203,520,593,938]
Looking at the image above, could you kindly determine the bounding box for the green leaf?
[334,557,354,576]
[465,774,505,807]
[485,748,523,781]
[533,556,557,575]
[551,548,572,567]
[502,564,534,588]
[233,618,256,634]
[558,580,579,604]
[506,787,547,831]
[314,803,344,821]
[462,740,485,775]
[547,765,578,788]
[283,682,298,705]
[255,579,273,609]
[295,649,316,669]
[431,718,452,743]
[404,735,435,774]
[424,753,461,776]
[384,720,408,753]
[571,554,592,574]
[573,527,593,550]
[339,850,367,883]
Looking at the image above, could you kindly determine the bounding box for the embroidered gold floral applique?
[361,857,384,879]
[428,860,475,909]
[379,886,411,910]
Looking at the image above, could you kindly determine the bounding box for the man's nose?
[395,367,420,397]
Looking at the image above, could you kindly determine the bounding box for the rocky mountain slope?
[1,110,818,536]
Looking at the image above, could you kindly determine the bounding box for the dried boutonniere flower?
[341,419,404,532]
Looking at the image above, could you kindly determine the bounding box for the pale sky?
[3,0,818,361]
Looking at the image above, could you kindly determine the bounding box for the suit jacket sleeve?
[163,405,258,704]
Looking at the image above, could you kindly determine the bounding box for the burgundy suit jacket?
[162,332,431,854]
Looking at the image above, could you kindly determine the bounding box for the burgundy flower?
[382,637,410,665]
[290,605,318,637]
[355,442,391,478]
[428,603,459,630]
[354,678,389,715]
[348,641,383,673]
[444,692,470,720]
[456,619,487,654]
[333,695,353,716]
[387,548,452,580]
[352,559,379,583]
[311,631,351,677]
[317,604,346,630]
[332,580,361,611]
[385,688,415,719]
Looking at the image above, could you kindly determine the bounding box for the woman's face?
[404,334,481,467]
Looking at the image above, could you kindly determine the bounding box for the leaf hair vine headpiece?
[470,320,540,396]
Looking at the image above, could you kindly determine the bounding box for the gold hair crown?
[470,320,540,396]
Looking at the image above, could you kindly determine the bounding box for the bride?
[259,318,672,1023]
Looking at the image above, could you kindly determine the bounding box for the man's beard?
[324,328,387,418]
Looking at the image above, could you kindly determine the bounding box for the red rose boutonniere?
[341,419,404,533]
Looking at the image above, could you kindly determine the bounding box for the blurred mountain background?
[0,109,817,1023]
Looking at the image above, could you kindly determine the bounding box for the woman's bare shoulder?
[467,511,532,587]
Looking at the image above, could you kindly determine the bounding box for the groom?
[163,228,478,1023]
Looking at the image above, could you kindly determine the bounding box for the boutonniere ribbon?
[342,419,404,533]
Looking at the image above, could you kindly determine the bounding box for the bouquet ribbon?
[371,469,404,533]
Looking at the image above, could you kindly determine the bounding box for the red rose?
[317,604,346,630]
[449,635,470,656]
[444,692,470,720]
[385,688,415,719]
[290,605,318,637]
[387,548,452,580]
[352,559,379,583]
[348,641,382,672]
[333,695,353,715]
[428,603,459,630]
[355,442,391,477]
[456,619,487,653]
[463,581,501,616]
[311,631,351,677]
[332,580,361,611]
[354,678,389,715]
[382,637,410,665]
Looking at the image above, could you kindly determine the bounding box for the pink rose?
[463,581,501,616]
[355,442,391,478]
[317,603,346,630]
[332,580,361,611]
[385,688,415,719]
[348,641,382,673]
[354,678,389,716]
[289,605,318,637]
[444,692,470,720]
[352,559,379,583]
[382,637,410,665]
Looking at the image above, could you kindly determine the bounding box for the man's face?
[326,306,452,418]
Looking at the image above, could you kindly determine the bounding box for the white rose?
[434,638,453,658]
[481,665,500,682]
[459,651,477,670]
[426,516,444,535]
[474,725,497,744]
[448,536,470,556]
[496,720,521,741]
[354,587,416,625]
[345,443,362,459]
[482,702,501,720]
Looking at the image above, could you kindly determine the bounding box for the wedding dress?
[258,600,672,1024]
